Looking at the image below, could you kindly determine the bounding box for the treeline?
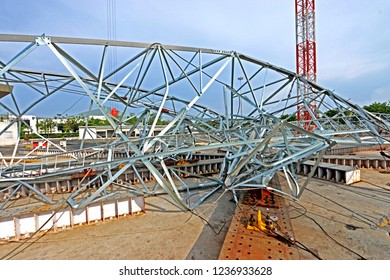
[280,101,390,121]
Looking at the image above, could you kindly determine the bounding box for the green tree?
[280,114,297,121]
[324,109,339,118]
[62,116,85,132]
[20,120,36,139]
[88,117,110,126]
[127,113,138,125]
[38,118,56,134]
[363,102,390,114]
[148,113,169,125]
[324,109,351,117]
[63,118,74,133]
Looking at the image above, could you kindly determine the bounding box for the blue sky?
[1,0,390,109]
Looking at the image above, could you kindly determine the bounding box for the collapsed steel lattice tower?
[0,34,388,212]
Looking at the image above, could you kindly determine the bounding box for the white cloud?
[2,0,390,109]
[319,51,389,81]
[315,0,390,92]
[369,85,390,104]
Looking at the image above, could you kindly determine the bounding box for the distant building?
[20,115,38,133]
[0,120,18,145]
[78,125,166,139]
[75,106,117,121]
[6,114,38,134]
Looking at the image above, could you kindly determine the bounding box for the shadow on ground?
[186,191,236,260]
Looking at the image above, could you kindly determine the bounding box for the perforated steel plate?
[219,190,300,260]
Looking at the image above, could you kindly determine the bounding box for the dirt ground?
[286,168,390,260]
[0,162,389,260]
[0,189,236,260]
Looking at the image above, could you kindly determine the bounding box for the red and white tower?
[295,0,317,128]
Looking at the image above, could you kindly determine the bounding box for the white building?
[16,115,63,135]
[20,115,38,133]
[78,125,167,139]
[0,120,18,145]
[75,106,115,121]
[79,126,140,139]
[0,84,18,145]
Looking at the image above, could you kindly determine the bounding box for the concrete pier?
[0,194,145,240]
[0,157,225,200]
[321,155,390,169]
[296,160,360,185]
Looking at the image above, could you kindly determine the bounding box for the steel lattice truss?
[0,34,389,211]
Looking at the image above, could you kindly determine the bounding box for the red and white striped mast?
[295,0,317,128]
